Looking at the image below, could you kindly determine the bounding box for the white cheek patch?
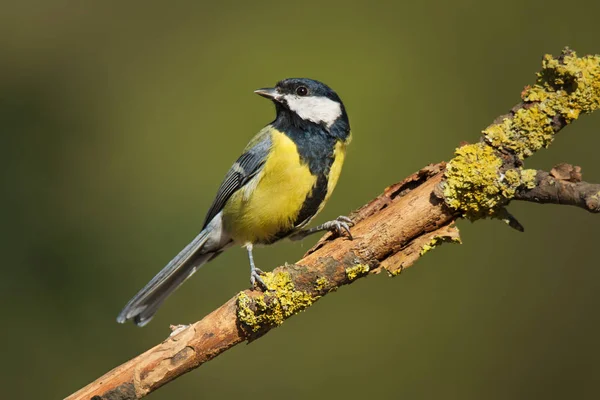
[283,95,342,127]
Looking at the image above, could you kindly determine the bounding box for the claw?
[336,215,355,226]
[331,216,353,240]
[250,270,269,290]
[336,221,353,240]
[321,219,353,240]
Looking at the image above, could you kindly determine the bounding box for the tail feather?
[131,252,219,326]
[117,229,214,326]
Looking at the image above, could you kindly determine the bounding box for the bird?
[117,78,352,326]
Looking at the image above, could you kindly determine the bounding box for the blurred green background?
[2,1,599,399]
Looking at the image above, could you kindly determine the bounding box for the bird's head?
[254,78,348,131]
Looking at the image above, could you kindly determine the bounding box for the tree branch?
[515,165,600,212]
[69,164,457,400]
[66,48,600,400]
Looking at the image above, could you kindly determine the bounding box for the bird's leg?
[289,215,354,241]
[246,243,268,290]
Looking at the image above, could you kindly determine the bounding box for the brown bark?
[515,166,600,212]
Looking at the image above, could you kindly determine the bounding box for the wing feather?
[202,127,272,228]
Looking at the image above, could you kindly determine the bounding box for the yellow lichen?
[314,276,330,292]
[521,169,537,189]
[345,264,370,281]
[482,118,514,149]
[419,235,462,256]
[237,292,258,329]
[445,49,599,220]
[522,85,549,102]
[419,242,435,256]
[236,271,317,333]
[443,143,537,219]
[485,49,600,160]
[483,107,554,159]
[537,50,600,115]
[502,169,521,197]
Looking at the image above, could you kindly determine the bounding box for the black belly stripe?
[294,172,329,227]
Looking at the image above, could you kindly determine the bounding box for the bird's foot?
[288,216,355,241]
[323,215,354,240]
[250,268,269,291]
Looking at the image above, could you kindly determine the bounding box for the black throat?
[271,104,350,173]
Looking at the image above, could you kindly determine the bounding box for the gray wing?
[116,129,272,326]
[202,128,272,228]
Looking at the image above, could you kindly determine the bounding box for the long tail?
[116,229,219,326]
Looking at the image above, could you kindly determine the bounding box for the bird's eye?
[296,86,308,96]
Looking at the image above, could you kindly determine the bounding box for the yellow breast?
[222,129,317,244]
[321,135,349,211]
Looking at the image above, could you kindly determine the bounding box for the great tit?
[117,78,352,326]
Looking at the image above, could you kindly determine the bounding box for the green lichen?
[419,235,462,256]
[485,49,600,160]
[236,271,317,332]
[345,264,370,281]
[443,143,535,219]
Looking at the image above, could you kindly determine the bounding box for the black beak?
[254,87,280,101]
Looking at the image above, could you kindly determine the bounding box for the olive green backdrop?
[2,1,599,399]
